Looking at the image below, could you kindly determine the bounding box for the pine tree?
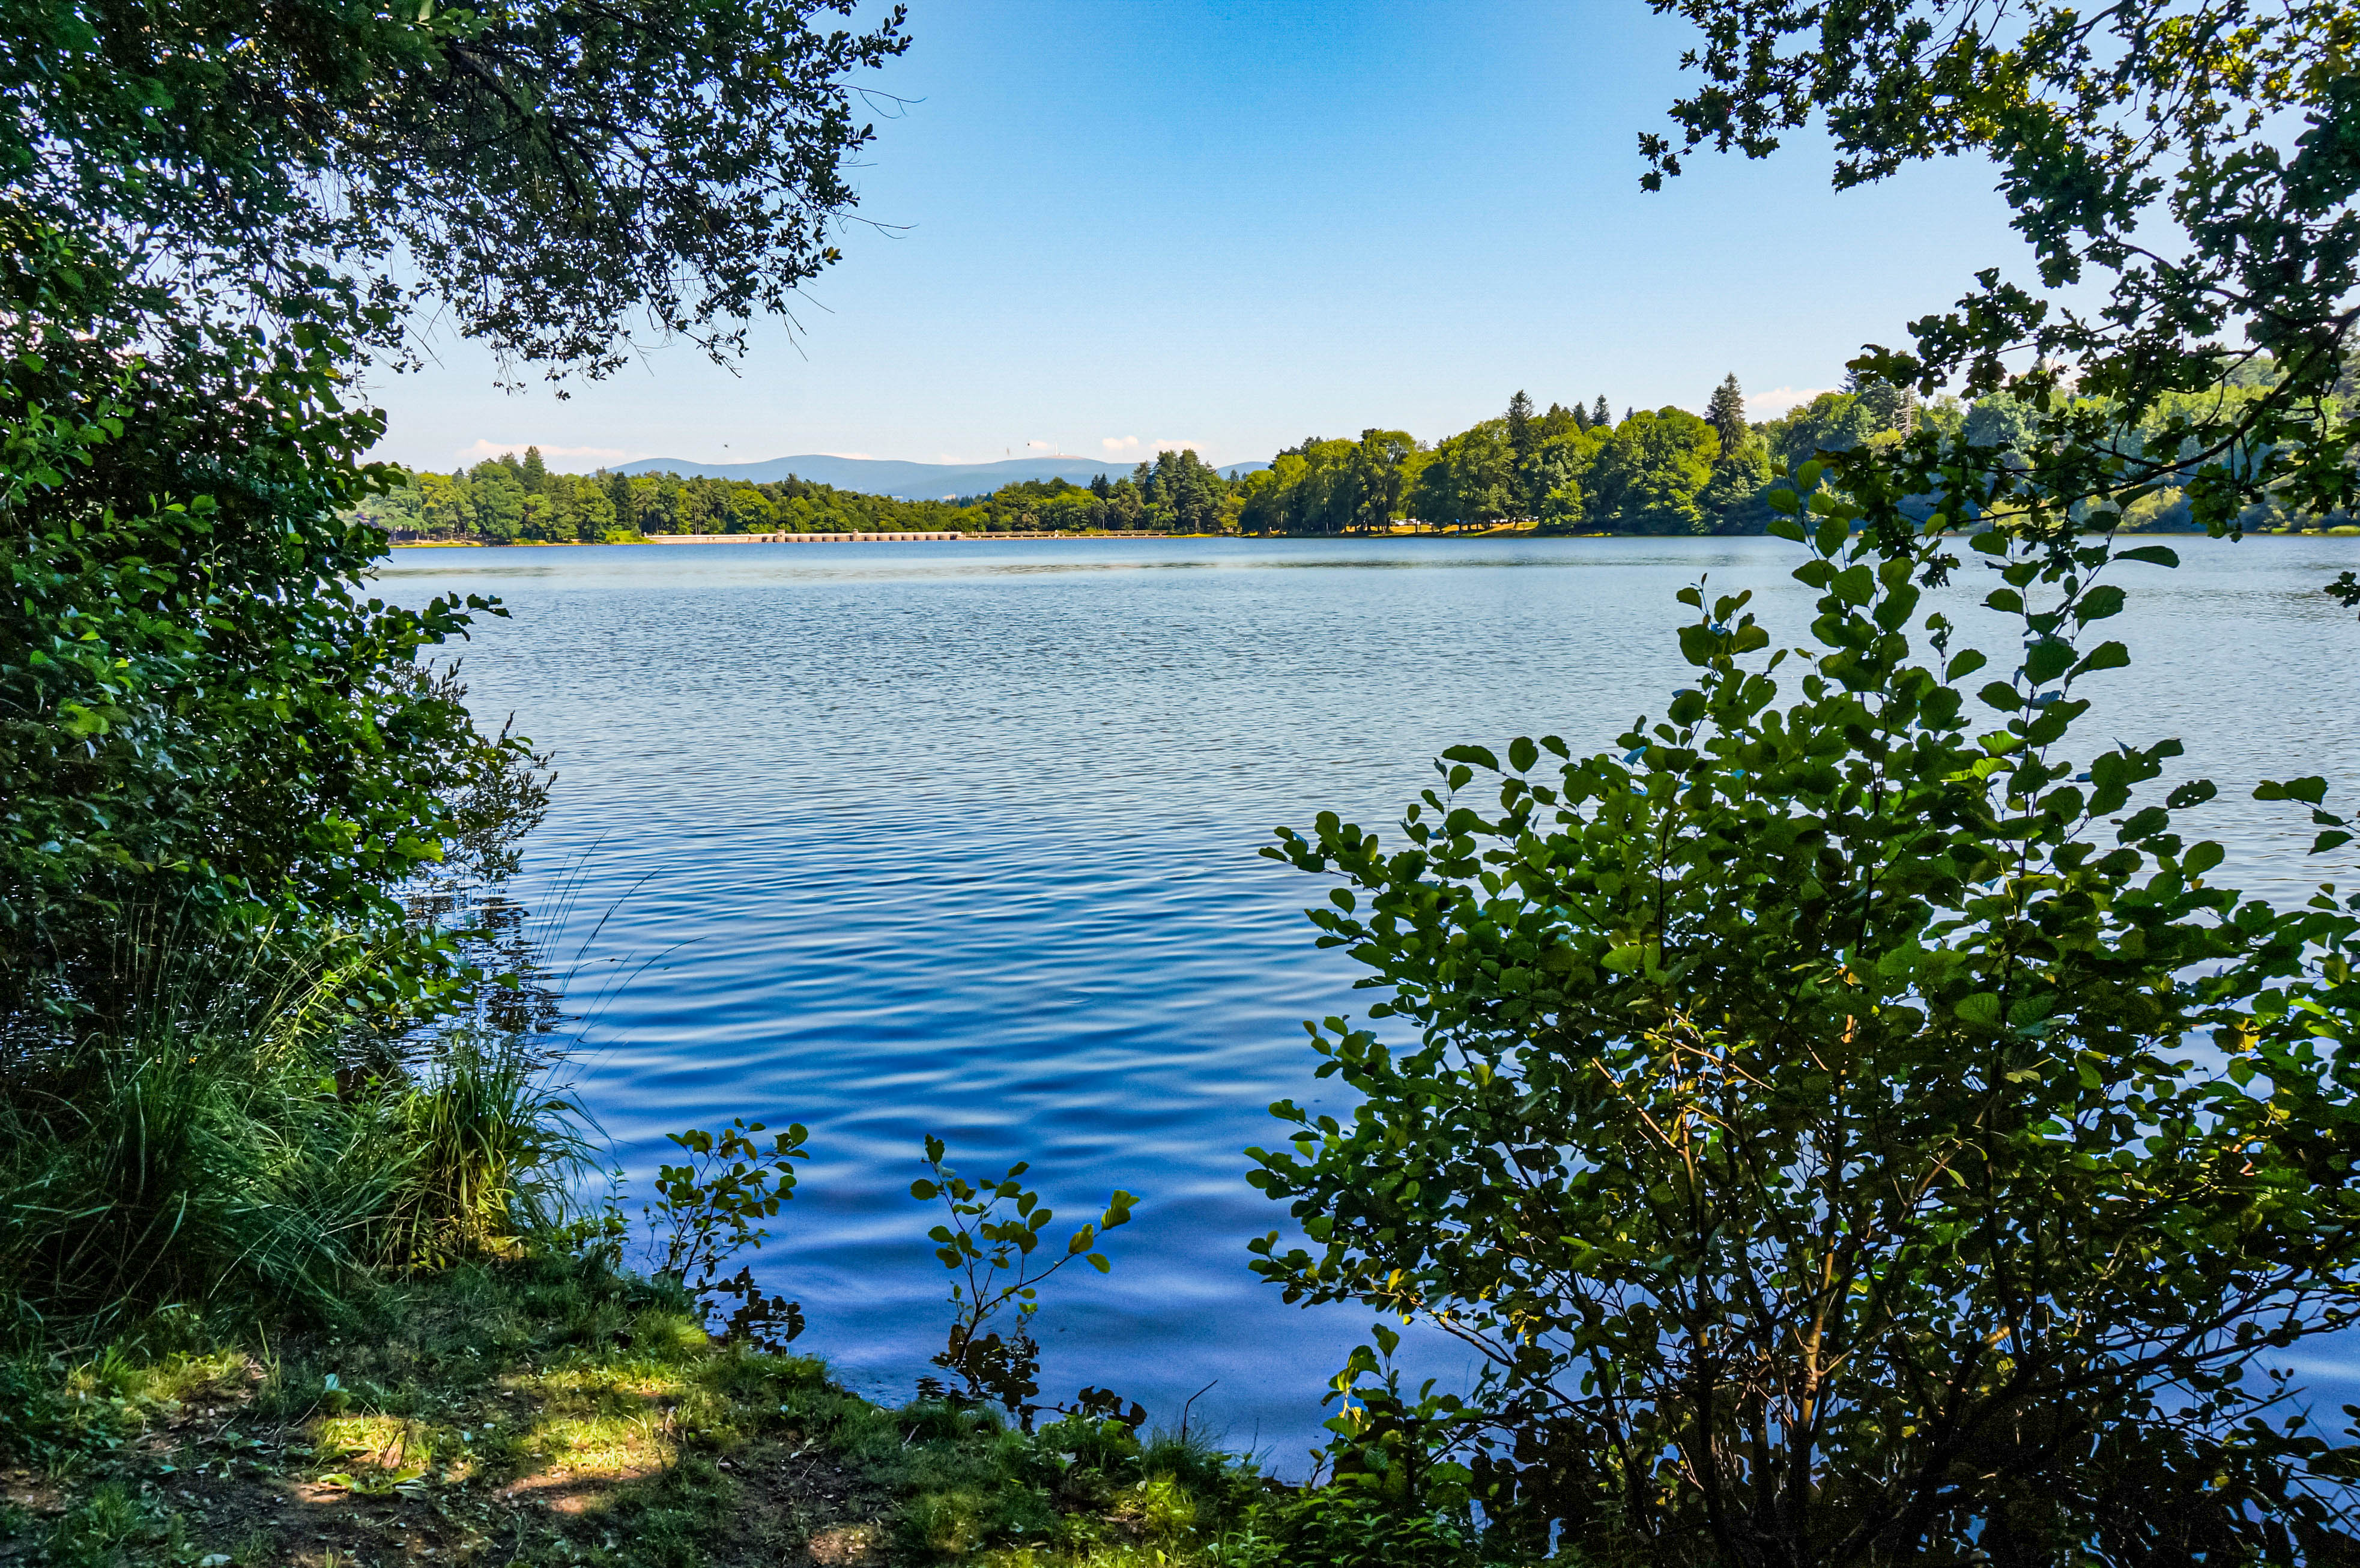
[604,469,634,531]
[521,444,549,493]
[1706,374,1749,456]
[1593,395,1612,428]
[1845,367,1907,432]
[1507,389,1536,462]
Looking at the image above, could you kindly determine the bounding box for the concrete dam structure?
[644,531,964,543]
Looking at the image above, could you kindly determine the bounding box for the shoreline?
[390,525,1597,548]
[0,1250,1304,1567]
[385,524,2358,551]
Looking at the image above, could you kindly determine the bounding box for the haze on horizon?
[364,0,2035,476]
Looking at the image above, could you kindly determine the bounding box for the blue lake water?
[377,533,2360,1465]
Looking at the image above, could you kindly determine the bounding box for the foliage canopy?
[1647,0,2360,592]
[1,0,909,377]
[0,226,513,1020]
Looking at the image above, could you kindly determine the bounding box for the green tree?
[1647,0,2360,599]
[1242,2,2360,1557]
[1698,435,1775,533]
[1699,375,1775,533]
[519,492,559,540]
[1447,421,1517,529]
[1347,429,1419,532]
[1845,368,1906,433]
[1583,407,1718,534]
[1406,441,1456,529]
[1103,476,1145,530]
[1525,428,1602,527]
[470,461,527,542]
[0,230,514,1018]
[2,0,910,378]
[1962,393,2039,457]
[573,485,616,543]
[1256,438,1362,534]
[1505,390,1536,466]
[2,0,912,1021]
[727,484,778,533]
[1705,372,1747,455]
[520,444,549,494]
[1152,448,1223,533]
[1761,390,1879,471]
[604,469,637,535]
[1240,457,1301,534]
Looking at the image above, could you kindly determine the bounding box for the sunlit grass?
[1,1250,1449,1567]
[975,1545,1226,1568]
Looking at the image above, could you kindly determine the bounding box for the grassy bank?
[0,970,1493,1568]
[0,1248,1462,1568]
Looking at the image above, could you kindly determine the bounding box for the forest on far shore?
[357,364,2346,543]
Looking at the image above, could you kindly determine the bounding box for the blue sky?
[366,0,2033,474]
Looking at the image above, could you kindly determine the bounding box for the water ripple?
[378,534,2360,1462]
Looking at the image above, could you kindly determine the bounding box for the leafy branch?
[644,1118,808,1351]
[909,1135,1136,1429]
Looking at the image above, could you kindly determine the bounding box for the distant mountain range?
[609,452,1267,498]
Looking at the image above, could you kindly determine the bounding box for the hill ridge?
[610,452,1268,498]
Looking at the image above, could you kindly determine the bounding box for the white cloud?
[453,439,639,471]
[1098,435,1211,460]
[1744,386,1840,419]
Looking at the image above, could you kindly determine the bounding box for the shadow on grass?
[3,1254,1290,1568]
[0,1259,904,1567]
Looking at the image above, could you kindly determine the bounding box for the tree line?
[360,386,1835,542]
[354,446,1247,541]
[370,366,2346,545]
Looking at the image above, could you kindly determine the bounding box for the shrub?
[1215,1488,1485,1568]
[0,965,400,1340]
[0,939,596,1343]
[644,1118,808,1349]
[1256,509,2360,1558]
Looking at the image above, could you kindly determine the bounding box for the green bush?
[1214,1489,1486,1568]
[0,223,524,1032]
[1257,512,2360,1558]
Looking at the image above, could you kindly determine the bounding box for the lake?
[378,533,2360,1466]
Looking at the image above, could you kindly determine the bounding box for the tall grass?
[384,1033,599,1270]
[0,942,598,1347]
